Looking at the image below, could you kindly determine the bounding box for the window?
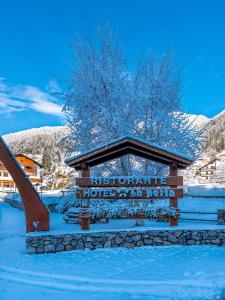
[24,166,32,170]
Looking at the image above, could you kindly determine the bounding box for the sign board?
[77,187,183,199]
[76,174,183,229]
[76,176,183,200]
[76,175,183,187]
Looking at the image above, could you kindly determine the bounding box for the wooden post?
[169,162,178,226]
[80,163,90,230]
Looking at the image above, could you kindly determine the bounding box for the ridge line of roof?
[65,134,194,165]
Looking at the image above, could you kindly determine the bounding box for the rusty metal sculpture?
[0,135,49,232]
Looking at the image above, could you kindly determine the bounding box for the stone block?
[187,240,195,245]
[104,241,112,248]
[125,237,133,243]
[65,244,74,251]
[174,231,183,238]
[167,235,178,243]
[153,237,163,243]
[44,244,56,253]
[36,245,44,253]
[136,240,144,247]
[115,237,123,244]
[27,246,37,254]
[124,243,134,249]
[56,244,65,252]
[132,235,141,242]
[163,241,172,246]
[144,238,153,245]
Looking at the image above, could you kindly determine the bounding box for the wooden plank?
[91,215,171,220]
[180,218,216,222]
[76,188,183,199]
[76,176,183,187]
[180,211,216,215]
[189,195,225,199]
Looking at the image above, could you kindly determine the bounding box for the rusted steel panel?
[0,136,49,232]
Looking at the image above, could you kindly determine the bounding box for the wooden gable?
[65,135,194,170]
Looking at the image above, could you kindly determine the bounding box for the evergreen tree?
[42,146,52,173]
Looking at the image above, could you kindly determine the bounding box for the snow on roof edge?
[65,134,194,165]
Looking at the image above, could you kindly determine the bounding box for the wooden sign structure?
[76,174,182,229]
[65,135,193,230]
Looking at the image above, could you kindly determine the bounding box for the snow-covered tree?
[63,27,134,153]
[41,145,52,173]
[63,27,200,176]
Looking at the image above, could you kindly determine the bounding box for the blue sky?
[0,0,225,135]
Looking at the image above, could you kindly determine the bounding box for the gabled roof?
[15,154,43,168]
[65,134,194,170]
[198,158,218,171]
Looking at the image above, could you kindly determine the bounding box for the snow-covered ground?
[186,185,225,197]
[1,202,225,299]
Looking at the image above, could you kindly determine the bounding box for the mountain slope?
[3,126,68,156]
[2,112,211,164]
[202,110,225,153]
[2,126,75,189]
[186,113,210,129]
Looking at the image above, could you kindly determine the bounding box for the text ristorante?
[90,176,167,185]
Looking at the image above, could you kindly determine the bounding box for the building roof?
[15,154,43,168]
[198,158,218,171]
[65,134,194,170]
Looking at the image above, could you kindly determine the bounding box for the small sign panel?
[77,187,183,199]
[76,176,183,187]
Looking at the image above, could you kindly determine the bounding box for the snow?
[65,133,194,164]
[1,202,225,299]
[187,185,225,197]
[185,113,210,128]
[0,192,7,202]
[3,126,67,143]
[179,197,225,212]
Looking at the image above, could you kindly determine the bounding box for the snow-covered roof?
[65,134,194,170]
[15,153,43,168]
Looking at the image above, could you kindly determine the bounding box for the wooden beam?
[66,137,193,170]
[80,164,90,230]
[169,162,178,226]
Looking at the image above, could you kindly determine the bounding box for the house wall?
[0,155,42,190]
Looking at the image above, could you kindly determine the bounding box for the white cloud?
[0,78,64,117]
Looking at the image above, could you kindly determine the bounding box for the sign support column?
[169,162,178,226]
[80,163,90,230]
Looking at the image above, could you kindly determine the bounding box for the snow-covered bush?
[88,200,177,219]
[4,192,80,214]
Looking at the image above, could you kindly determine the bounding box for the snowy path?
[1,203,225,299]
[1,245,225,299]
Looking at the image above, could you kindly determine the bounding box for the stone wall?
[26,229,225,254]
